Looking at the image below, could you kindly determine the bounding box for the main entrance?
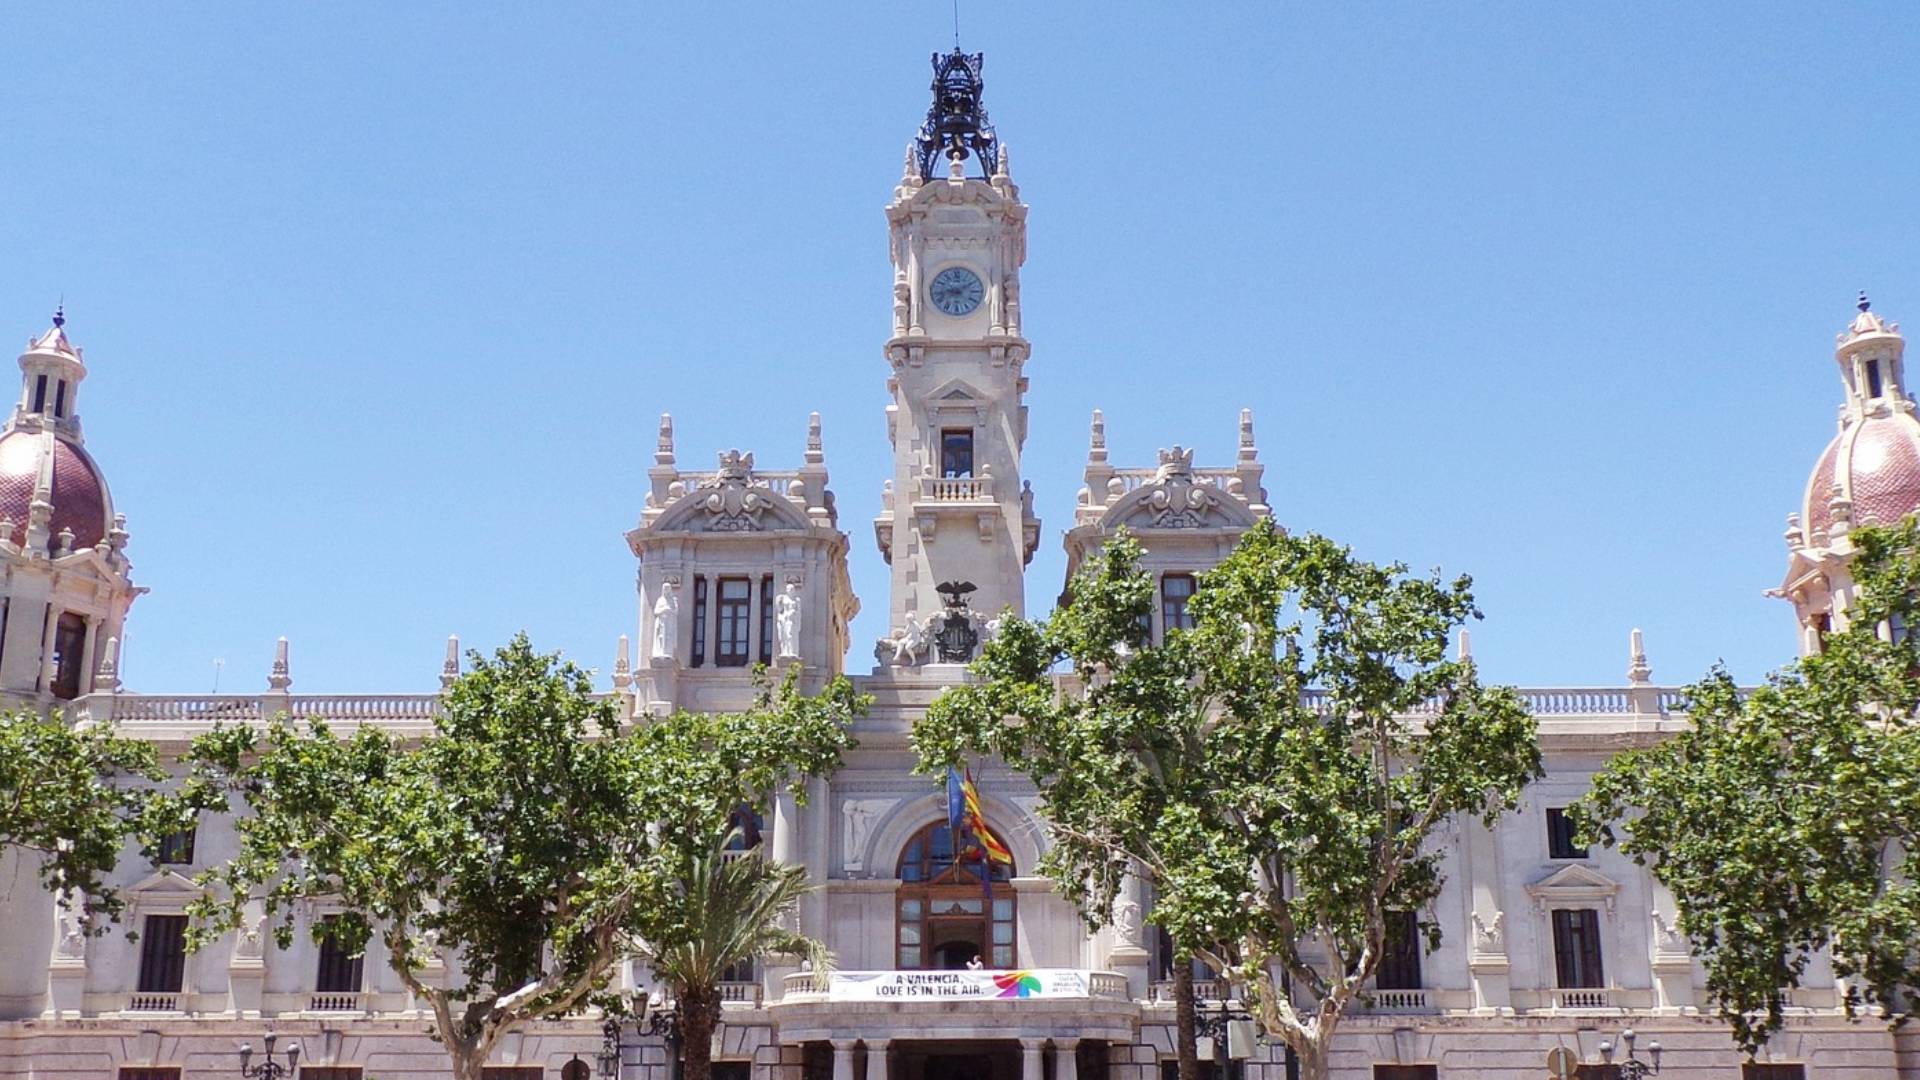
[891,1040,1021,1080]
[896,821,1017,970]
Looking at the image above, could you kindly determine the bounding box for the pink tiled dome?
[0,431,110,551]
[1803,414,1920,540]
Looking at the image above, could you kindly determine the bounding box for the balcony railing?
[1365,989,1430,1013]
[1548,988,1613,1010]
[309,992,363,1012]
[128,993,180,1011]
[718,981,763,1005]
[922,475,994,502]
[1149,978,1231,1004]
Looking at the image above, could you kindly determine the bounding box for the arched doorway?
[895,821,1016,969]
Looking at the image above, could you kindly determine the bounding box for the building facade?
[2,48,1917,1080]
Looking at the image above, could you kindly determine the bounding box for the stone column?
[1463,816,1513,1015]
[1053,1039,1080,1080]
[862,1039,889,1080]
[764,788,804,999]
[77,614,99,696]
[830,1040,859,1080]
[1020,1039,1046,1080]
[37,602,59,693]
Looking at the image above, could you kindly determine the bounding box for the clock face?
[929,266,985,317]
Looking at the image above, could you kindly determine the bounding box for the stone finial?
[1829,482,1855,534]
[1088,409,1107,458]
[805,411,824,464]
[1628,628,1652,685]
[1457,628,1472,662]
[94,636,120,691]
[1239,408,1257,460]
[949,154,967,180]
[268,636,292,691]
[655,413,676,466]
[108,513,129,552]
[54,527,73,558]
[903,141,922,182]
[613,634,632,691]
[1784,512,1805,549]
[994,142,1011,179]
[0,515,14,546]
[440,634,460,690]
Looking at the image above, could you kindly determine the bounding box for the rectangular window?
[1373,1068,1438,1080]
[1160,574,1197,635]
[120,1070,184,1080]
[53,380,67,418]
[1574,1067,1622,1080]
[316,915,365,993]
[1546,807,1588,859]
[50,612,87,700]
[1868,359,1885,398]
[157,823,196,865]
[480,1068,544,1080]
[301,1070,366,1080]
[1742,1067,1807,1080]
[1552,908,1605,988]
[31,374,47,414]
[941,428,974,478]
[689,576,707,668]
[759,574,774,665]
[1376,909,1421,990]
[716,578,751,667]
[1159,1063,1222,1080]
[137,914,189,993]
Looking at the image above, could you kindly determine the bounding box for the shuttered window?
[1743,1066,1807,1080]
[759,574,775,664]
[716,578,751,666]
[1374,1067,1438,1080]
[315,916,365,993]
[1376,909,1421,990]
[137,915,188,993]
[1552,908,1605,988]
[120,1070,183,1080]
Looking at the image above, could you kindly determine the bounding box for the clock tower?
[873,50,1039,667]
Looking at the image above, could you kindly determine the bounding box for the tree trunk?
[1174,959,1199,1080]
[679,984,722,1080]
[448,1040,489,1080]
[1292,1036,1329,1080]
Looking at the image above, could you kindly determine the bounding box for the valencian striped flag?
[945,766,1015,868]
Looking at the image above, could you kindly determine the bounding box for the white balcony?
[780,969,1132,1003]
[1365,989,1430,1013]
[309,992,363,1013]
[921,475,995,502]
[718,981,763,1006]
[127,993,180,1012]
[1546,987,1614,1011]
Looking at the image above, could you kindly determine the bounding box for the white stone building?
[1,47,1916,1080]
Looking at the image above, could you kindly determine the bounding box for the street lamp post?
[1194,996,1254,1080]
[600,996,683,1080]
[1597,1028,1662,1079]
[238,1033,301,1079]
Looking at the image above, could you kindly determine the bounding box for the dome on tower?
[0,431,110,551]
[1802,414,1920,539]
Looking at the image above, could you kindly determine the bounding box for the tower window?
[1546,807,1588,859]
[52,380,66,418]
[1551,907,1605,989]
[759,574,775,664]
[31,375,47,414]
[941,429,974,478]
[1867,359,1885,398]
[1161,574,1197,636]
[50,612,87,700]
[688,576,708,668]
[716,578,751,666]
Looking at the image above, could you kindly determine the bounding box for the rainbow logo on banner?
[994,971,1042,998]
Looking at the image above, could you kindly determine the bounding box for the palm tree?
[643,826,826,1080]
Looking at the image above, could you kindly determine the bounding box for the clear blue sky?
[2,4,1916,692]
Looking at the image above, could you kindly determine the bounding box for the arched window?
[895,821,1015,970]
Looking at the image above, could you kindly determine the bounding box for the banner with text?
[826,969,1091,1001]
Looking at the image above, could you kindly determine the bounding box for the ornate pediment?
[1525,863,1622,914]
[696,450,769,531]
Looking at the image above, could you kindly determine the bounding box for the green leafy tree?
[182,635,862,1080]
[641,826,827,1080]
[0,709,197,929]
[1578,518,1920,1052]
[913,523,1540,1080]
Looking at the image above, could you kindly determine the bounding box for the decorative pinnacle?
[1859,291,1872,314]
[51,304,64,329]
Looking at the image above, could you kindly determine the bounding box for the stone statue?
[841,799,885,873]
[775,581,802,660]
[1113,898,1142,943]
[54,901,86,960]
[1472,910,1506,954]
[650,582,680,662]
[884,617,927,667]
